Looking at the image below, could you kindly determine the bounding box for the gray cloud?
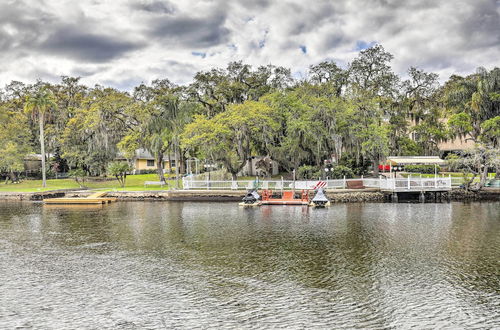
[132,0,176,14]
[148,12,230,47]
[39,26,145,62]
[0,0,498,90]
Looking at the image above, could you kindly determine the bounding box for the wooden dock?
[43,191,117,204]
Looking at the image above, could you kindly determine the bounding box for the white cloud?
[0,0,498,90]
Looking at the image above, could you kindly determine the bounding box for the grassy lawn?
[0,174,180,193]
[401,172,496,178]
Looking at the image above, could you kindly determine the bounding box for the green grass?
[0,174,180,193]
[401,172,496,178]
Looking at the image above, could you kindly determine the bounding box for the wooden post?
[281,176,284,195]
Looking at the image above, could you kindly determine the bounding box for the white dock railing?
[182,177,452,191]
[379,177,452,191]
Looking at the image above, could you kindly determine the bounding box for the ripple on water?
[0,201,499,328]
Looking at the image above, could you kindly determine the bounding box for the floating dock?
[43,191,117,204]
[259,190,310,205]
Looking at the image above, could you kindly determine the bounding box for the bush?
[404,165,441,174]
[135,169,158,174]
[329,165,355,179]
[107,162,132,187]
[297,165,322,179]
[68,168,87,188]
[338,154,371,175]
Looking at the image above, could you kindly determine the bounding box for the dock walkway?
[43,191,116,204]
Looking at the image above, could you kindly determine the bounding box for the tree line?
[0,44,498,186]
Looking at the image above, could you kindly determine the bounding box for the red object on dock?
[260,190,310,205]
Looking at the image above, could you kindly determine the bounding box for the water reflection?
[0,201,498,328]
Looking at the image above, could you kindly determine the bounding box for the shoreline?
[0,187,499,203]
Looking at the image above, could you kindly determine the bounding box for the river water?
[0,201,499,329]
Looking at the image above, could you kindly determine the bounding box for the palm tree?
[24,87,57,187]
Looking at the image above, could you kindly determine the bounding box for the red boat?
[260,189,310,205]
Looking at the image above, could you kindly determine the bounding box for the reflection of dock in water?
[43,204,105,210]
[43,191,117,205]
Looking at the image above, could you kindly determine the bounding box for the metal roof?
[386,156,446,165]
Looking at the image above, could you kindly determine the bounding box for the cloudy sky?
[1,0,499,90]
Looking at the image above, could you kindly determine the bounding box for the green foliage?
[329,165,355,179]
[338,154,371,175]
[68,168,87,188]
[60,87,134,175]
[297,165,321,179]
[24,86,57,187]
[444,67,500,141]
[0,49,497,187]
[404,165,441,174]
[0,107,31,181]
[396,137,423,156]
[480,116,500,147]
[182,100,278,178]
[448,112,473,138]
[107,162,132,187]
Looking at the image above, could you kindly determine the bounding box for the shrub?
[107,162,132,187]
[329,165,355,179]
[68,168,87,188]
[297,165,322,179]
[338,154,371,175]
[404,164,441,174]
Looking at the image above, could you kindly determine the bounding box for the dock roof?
[385,156,446,165]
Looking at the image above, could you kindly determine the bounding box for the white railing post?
[407,176,410,190]
[435,175,437,188]
[206,176,209,190]
[343,176,346,189]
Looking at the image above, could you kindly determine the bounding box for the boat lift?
[239,188,330,207]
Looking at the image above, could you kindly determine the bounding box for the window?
[147,159,155,167]
[170,160,176,168]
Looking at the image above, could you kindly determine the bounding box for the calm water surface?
[0,201,499,329]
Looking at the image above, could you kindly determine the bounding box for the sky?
[0,0,499,90]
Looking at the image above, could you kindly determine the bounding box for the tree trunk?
[156,152,165,183]
[39,112,46,188]
[480,165,489,188]
[373,159,380,177]
[168,153,173,174]
[8,171,17,183]
[174,141,180,189]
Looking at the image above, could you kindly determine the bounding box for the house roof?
[24,153,55,161]
[116,148,175,161]
[386,156,446,165]
[134,148,155,160]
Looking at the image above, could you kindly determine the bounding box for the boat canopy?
[385,156,446,166]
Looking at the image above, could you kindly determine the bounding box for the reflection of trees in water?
[443,202,500,305]
[3,200,498,322]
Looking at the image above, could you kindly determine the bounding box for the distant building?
[437,137,475,154]
[409,119,475,154]
[239,156,279,177]
[117,149,176,174]
[23,153,54,173]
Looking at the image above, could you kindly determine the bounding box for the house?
[409,119,475,155]
[118,149,176,174]
[23,153,55,173]
[437,137,475,155]
[239,156,279,177]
